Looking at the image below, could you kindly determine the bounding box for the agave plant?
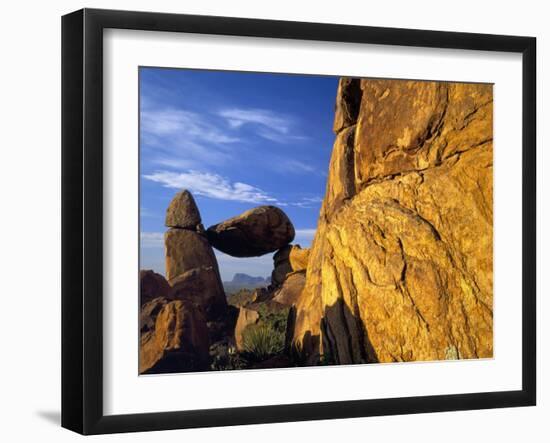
[241,324,285,361]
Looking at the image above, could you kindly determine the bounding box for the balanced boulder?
[206,206,295,257]
[165,190,201,229]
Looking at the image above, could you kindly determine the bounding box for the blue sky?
[139,67,338,281]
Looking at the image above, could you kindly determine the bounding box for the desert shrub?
[255,304,289,334]
[226,289,256,307]
[241,323,285,361]
[210,344,247,370]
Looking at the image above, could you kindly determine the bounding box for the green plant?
[210,344,247,370]
[241,323,285,361]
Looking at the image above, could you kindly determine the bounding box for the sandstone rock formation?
[272,271,306,307]
[165,190,202,229]
[234,307,260,350]
[271,245,294,287]
[140,299,210,373]
[292,78,493,364]
[206,206,295,257]
[271,245,310,287]
[169,265,227,318]
[162,190,227,323]
[165,229,217,281]
[140,270,171,306]
[140,296,169,334]
[289,246,309,273]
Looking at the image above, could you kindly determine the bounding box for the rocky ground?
[139,77,493,374]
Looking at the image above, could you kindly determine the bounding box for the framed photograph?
[61,8,536,435]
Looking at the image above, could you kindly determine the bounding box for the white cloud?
[290,196,324,208]
[143,170,280,205]
[218,108,307,144]
[140,107,240,170]
[277,159,317,174]
[140,232,164,248]
[142,108,239,144]
[219,108,290,132]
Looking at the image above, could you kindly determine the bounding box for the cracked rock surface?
[292,78,493,364]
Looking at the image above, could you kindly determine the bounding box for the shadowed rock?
[140,296,169,334]
[140,270,171,306]
[206,206,295,257]
[140,299,210,374]
[165,190,201,229]
[271,245,310,287]
[164,228,220,281]
[272,271,306,306]
[169,266,227,319]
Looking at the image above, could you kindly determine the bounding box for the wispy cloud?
[290,196,324,209]
[294,228,317,246]
[143,170,280,205]
[141,107,239,170]
[218,108,307,144]
[142,108,239,144]
[140,232,164,248]
[277,159,317,174]
[219,108,290,132]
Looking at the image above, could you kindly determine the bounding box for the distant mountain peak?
[231,273,269,284]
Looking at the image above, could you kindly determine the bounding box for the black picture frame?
[61,8,537,435]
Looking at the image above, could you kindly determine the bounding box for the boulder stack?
[163,191,227,318]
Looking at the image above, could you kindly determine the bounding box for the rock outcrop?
[289,246,309,273]
[271,245,310,287]
[169,265,227,318]
[140,296,169,334]
[140,270,171,306]
[272,271,306,307]
[165,190,202,229]
[234,307,260,350]
[162,190,227,322]
[292,78,493,364]
[165,229,217,281]
[140,299,210,373]
[206,206,295,257]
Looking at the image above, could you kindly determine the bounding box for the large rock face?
[165,190,202,229]
[206,206,295,257]
[140,299,210,374]
[292,79,493,364]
